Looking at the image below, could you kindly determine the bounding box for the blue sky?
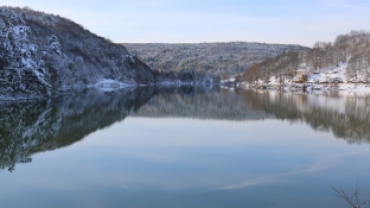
[1,0,370,46]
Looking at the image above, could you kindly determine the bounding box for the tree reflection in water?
[1,88,370,171]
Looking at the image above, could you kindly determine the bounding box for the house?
[293,69,308,83]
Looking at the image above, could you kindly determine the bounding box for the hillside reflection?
[1,87,370,171]
[134,89,370,143]
[0,88,154,171]
[240,90,370,144]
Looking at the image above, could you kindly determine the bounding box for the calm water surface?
[1,88,370,208]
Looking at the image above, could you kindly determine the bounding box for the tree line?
[124,42,305,78]
[242,30,370,83]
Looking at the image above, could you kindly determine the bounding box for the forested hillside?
[243,30,370,84]
[124,42,306,77]
[0,6,154,100]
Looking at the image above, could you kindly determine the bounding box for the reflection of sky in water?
[1,117,370,208]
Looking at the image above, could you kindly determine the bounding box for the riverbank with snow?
[237,82,370,94]
[227,62,370,94]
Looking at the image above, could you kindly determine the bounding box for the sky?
[0,0,370,46]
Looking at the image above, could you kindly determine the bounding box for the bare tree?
[332,183,370,208]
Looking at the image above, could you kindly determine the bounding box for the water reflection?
[134,89,370,143]
[238,90,370,144]
[1,87,370,171]
[0,88,153,171]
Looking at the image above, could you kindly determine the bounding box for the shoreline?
[2,82,370,101]
[232,82,370,94]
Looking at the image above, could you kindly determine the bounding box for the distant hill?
[0,6,154,100]
[123,42,307,77]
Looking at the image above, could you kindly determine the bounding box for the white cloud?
[324,3,370,11]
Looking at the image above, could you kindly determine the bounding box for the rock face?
[0,7,155,100]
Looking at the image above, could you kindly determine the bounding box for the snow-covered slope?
[0,7,155,100]
[241,62,370,93]
[241,30,370,92]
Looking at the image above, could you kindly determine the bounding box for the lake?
[1,87,370,208]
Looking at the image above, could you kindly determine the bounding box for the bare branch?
[332,183,370,208]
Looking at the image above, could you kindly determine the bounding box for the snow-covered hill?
[0,7,155,100]
[124,42,307,76]
[241,30,370,92]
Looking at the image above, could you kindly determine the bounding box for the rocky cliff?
[0,7,155,100]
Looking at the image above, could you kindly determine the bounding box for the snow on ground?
[93,79,135,90]
[220,77,236,84]
[304,62,370,93]
[238,62,370,94]
[307,63,347,84]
